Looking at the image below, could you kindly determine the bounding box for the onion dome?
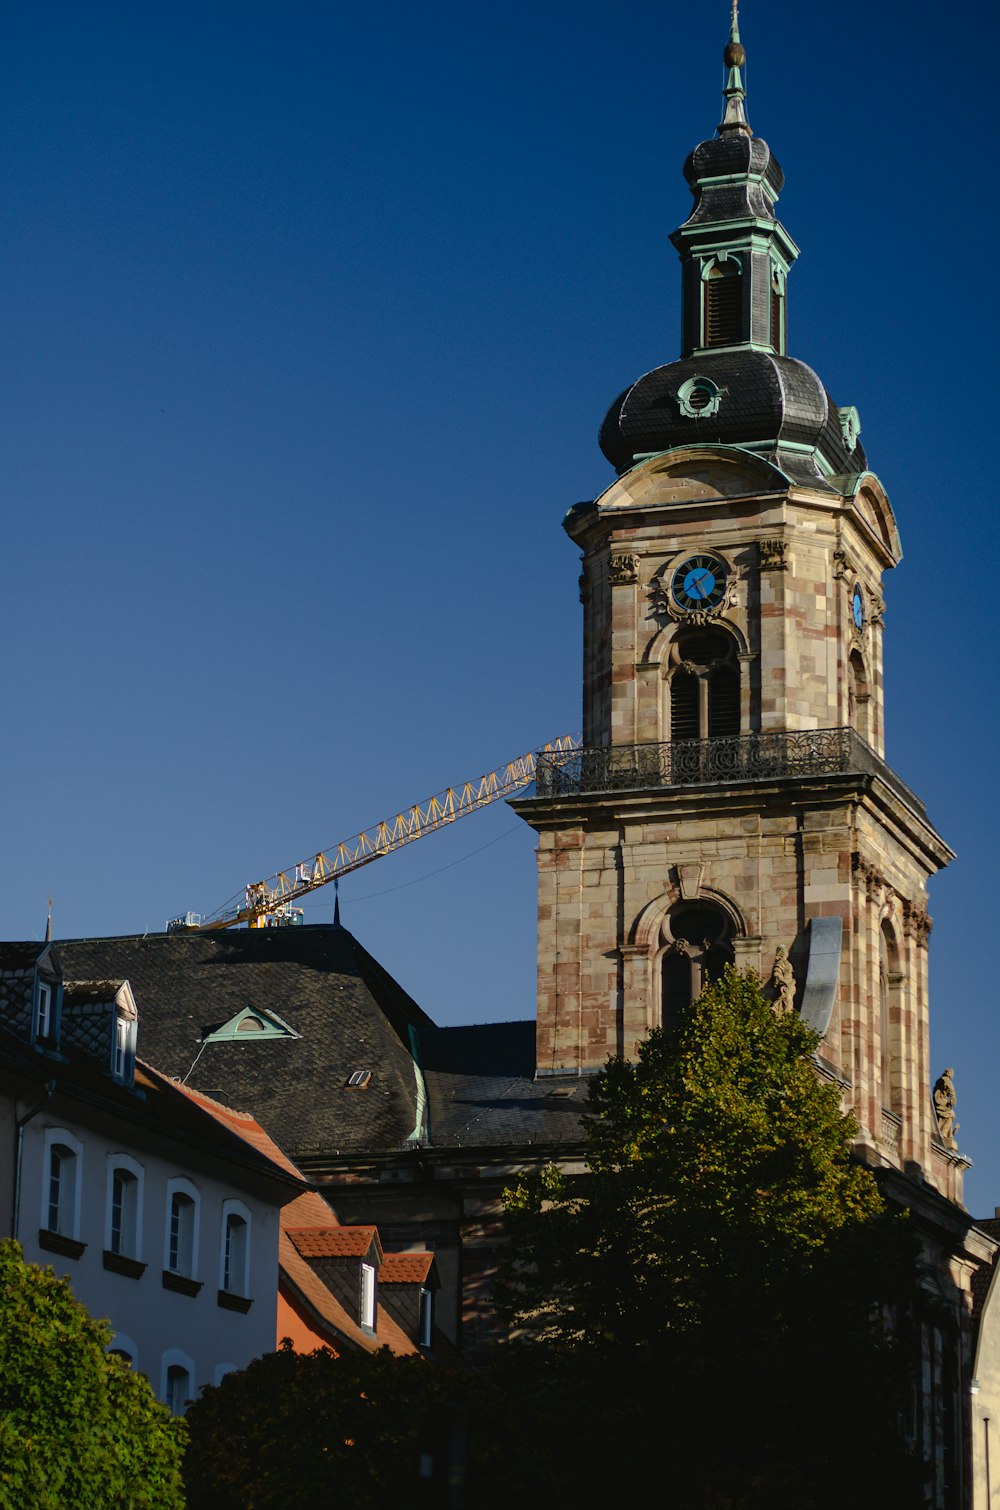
[598,4,867,487]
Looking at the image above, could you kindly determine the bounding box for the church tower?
[513,10,965,1206]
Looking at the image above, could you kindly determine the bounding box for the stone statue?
[933,1067,959,1148]
[770,945,796,1013]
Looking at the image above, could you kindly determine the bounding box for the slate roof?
[419,1021,587,1148]
[57,924,432,1159]
[598,350,867,484]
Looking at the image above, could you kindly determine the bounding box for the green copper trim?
[611,442,796,488]
[203,1005,300,1044]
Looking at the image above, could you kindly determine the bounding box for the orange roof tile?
[278,1233,418,1358]
[287,1225,382,1260]
[153,1071,306,1181]
[133,1063,306,1189]
[282,1189,341,1228]
[379,1252,434,1285]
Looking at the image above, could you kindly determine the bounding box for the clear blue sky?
[2,2,997,1205]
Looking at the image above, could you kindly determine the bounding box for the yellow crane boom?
[170,736,579,932]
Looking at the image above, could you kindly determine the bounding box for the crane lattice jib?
[195,735,580,931]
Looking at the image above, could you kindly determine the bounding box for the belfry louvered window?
[704,260,742,346]
[770,269,784,353]
[669,628,740,741]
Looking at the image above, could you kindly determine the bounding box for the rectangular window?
[360,1262,376,1331]
[37,983,52,1041]
[47,1148,63,1231]
[112,1017,129,1081]
[419,1287,433,1349]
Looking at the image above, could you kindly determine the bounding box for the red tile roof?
[278,1234,417,1358]
[282,1188,341,1228]
[166,1078,305,1180]
[378,1252,434,1285]
[287,1225,382,1261]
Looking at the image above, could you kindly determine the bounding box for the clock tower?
[512,9,966,1209]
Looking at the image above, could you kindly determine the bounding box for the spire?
[45,897,52,943]
[719,0,751,136]
[333,877,341,928]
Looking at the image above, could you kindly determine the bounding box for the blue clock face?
[852,587,864,630]
[672,554,727,612]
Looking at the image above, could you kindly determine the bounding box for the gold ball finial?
[724,40,745,67]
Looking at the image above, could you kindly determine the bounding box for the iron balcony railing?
[533,727,925,817]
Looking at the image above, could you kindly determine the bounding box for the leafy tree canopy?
[184,1340,557,1509]
[498,968,925,1509]
[0,1239,186,1509]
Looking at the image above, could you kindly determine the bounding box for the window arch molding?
[631,886,745,953]
[41,1127,84,1240]
[105,1154,144,1260]
[655,898,740,1034]
[164,1177,201,1279]
[108,1333,138,1367]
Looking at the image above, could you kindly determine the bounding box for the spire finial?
[333,877,341,928]
[719,1,751,136]
[45,898,52,943]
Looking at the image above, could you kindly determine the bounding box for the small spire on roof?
[333,877,341,928]
[719,0,751,136]
[45,897,53,943]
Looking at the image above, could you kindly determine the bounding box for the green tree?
[0,1239,186,1509]
[499,968,925,1509]
[184,1340,556,1509]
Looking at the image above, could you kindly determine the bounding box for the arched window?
[668,628,740,742]
[161,1351,196,1414]
[660,901,736,1032]
[109,1166,140,1258]
[220,1202,251,1297]
[165,1180,200,1278]
[849,650,871,744]
[880,922,902,1116]
[41,1129,83,1240]
[704,259,742,346]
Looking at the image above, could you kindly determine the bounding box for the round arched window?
[660,901,735,1033]
[668,628,740,743]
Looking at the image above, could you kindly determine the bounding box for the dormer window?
[111,1014,135,1084]
[704,258,742,347]
[36,982,53,1043]
[360,1262,376,1332]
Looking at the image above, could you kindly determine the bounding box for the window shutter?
[708,664,740,737]
[670,671,700,741]
[705,267,742,346]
